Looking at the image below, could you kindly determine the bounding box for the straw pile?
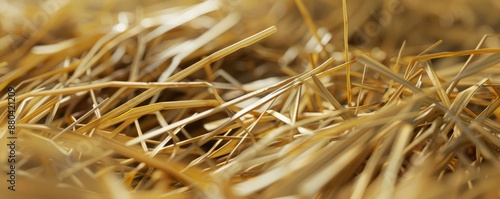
[1,0,500,198]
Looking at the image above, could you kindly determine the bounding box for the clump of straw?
[1,0,500,198]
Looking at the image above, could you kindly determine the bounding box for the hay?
[1,0,500,198]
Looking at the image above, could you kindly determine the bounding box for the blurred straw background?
[1,0,500,198]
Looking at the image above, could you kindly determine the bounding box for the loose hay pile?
[1,0,500,198]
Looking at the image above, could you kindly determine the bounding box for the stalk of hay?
[1,0,500,198]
